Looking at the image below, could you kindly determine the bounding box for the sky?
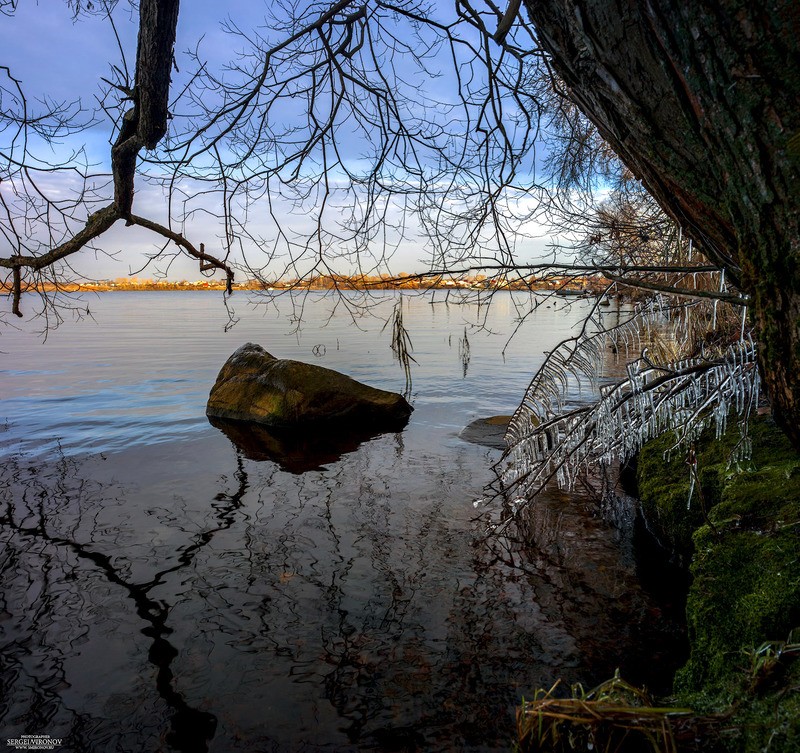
[0,1,559,282]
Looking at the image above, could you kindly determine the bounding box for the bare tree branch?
[128,213,234,293]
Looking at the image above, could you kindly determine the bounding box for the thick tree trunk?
[523,1,800,448]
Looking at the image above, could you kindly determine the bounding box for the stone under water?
[459,415,512,450]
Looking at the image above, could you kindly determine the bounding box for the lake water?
[0,290,684,752]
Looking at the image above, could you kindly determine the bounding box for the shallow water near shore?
[0,290,684,752]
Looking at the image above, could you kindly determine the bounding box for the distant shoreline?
[5,277,610,295]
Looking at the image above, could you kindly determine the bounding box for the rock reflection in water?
[208,414,410,473]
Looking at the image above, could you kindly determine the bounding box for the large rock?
[206,342,413,429]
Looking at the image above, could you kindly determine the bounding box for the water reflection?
[0,450,257,751]
[0,292,683,752]
[207,415,411,473]
[0,435,683,752]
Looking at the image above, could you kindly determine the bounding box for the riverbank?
[636,416,800,752]
[517,416,799,752]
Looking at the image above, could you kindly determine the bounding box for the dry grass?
[517,673,695,753]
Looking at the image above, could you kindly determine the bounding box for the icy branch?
[498,337,759,504]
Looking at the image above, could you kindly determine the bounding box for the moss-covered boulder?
[637,416,800,752]
[206,342,413,429]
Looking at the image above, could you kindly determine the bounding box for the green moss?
[637,416,800,752]
[637,432,714,558]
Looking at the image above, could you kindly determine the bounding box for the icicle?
[740,305,747,342]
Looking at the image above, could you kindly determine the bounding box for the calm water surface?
[0,291,682,752]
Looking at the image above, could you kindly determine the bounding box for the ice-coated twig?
[497,336,759,507]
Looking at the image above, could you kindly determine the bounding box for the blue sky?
[1,1,557,282]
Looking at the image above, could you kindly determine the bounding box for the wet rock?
[206,342,413,430]
[459,415,512,450]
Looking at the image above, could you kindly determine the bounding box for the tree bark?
[114,0,181,217]
[135,0,180,149]
[523,0,800,448]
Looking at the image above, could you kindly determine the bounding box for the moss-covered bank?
[637,416,800,752]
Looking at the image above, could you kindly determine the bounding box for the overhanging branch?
[128,214,235,294]
[0,204,120,272]
[605,272,747,305]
